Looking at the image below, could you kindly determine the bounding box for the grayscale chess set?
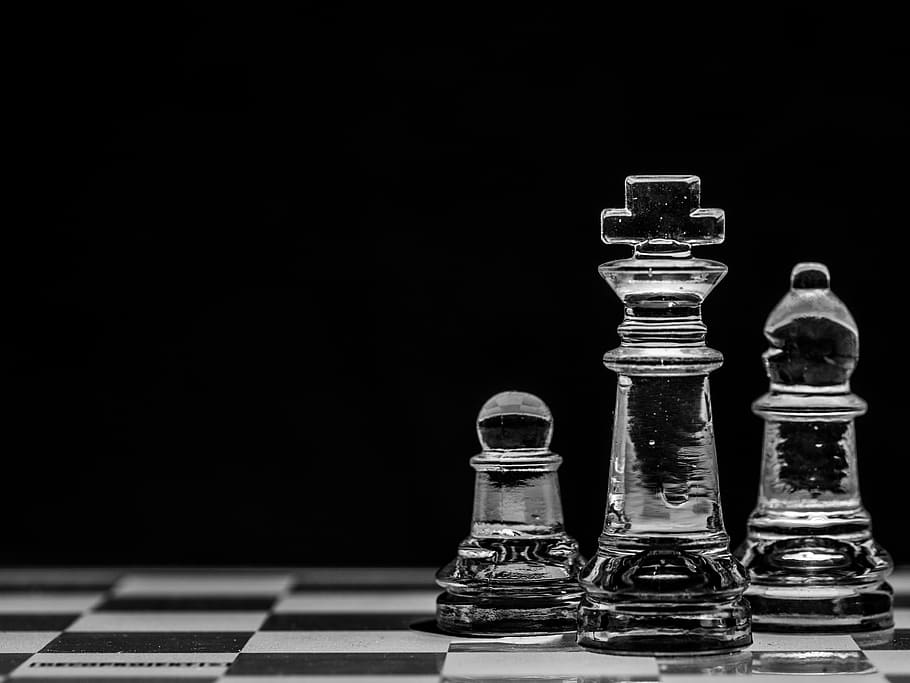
[435,175,895,653]
[2,175,904,680]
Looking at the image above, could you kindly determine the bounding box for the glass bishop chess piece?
[436,391,583,635]
[737,262,893,631]
[577,175,751,655]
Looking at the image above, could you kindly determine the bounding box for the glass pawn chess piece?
[737,262,893,632]
[577,175,751,655]
[435,391,583,635]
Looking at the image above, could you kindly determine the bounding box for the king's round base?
[436,591,580,636]
[576,595,753,655]
[746,582,894,633]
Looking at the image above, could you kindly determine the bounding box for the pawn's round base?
[436,591,580,636]
[746,583,894,633]
[576,595,752,655]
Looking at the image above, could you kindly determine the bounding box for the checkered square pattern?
[0,568,907,681]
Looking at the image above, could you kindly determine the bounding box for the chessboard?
[1,568,908,682]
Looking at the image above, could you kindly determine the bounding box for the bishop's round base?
[746,583,894,632]
[435,591,580,636]
[576,595,752,655]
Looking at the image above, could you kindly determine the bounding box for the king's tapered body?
[578,176,751,655]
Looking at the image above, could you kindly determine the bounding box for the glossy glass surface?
[436,391,582,635]
[579,176,750,655]
[737,263,893,632]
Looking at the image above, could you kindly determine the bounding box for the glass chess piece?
[435,391,583,635]
[577,175,751,655]
[737,262,893,631]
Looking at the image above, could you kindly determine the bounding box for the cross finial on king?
[602,175,724,256]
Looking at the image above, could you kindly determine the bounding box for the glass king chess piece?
[737,262,893,632]
[577,175,751,654]
[436,391,583,635]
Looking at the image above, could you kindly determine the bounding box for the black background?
[4,7,908,566]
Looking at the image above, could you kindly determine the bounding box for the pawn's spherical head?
[477,391,553,452]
